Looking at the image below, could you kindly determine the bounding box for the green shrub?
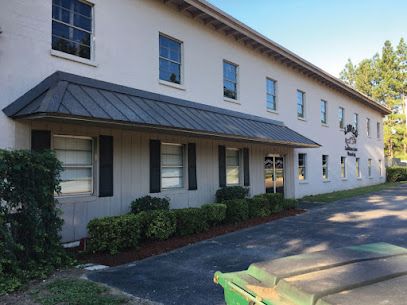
[145,210,176,240]
[174,208,209,236]
[224,199,249,223]
[201,204,227,226]
[87,214,143,254]
[254,193,285,213]
[130,195,170,214]
[386,167,407,182]
[216,186,249,202]
[247,197,270,218]
[282,199,298,210]
[0,149,71,295]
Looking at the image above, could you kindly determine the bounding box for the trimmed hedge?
[145,210,176,241]
[87,214,143,255]
[247,197,270,218]
[216,186,249,202]
[282,199,298,210]
[254,193,285,213]
[387,167,407,182]
[202,203,227,226]
[174,208,208,236]
[130,195,170,214]
[224,199,249,223]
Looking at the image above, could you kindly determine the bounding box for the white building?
[0,0,390,242]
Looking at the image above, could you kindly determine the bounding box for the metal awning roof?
[3,71,319,148]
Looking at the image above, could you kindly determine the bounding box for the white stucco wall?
[0,0,386,237]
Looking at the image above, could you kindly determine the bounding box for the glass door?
[264,155,284,195]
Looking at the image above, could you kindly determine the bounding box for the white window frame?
[298,153,307,181]
[366,118,371,137]
[223,60,239,101]
[161,143,185,190]
[320,100,328,124]
[53,134,95,197]
[226,148,241,186]
[339,107,345,129]
[353,113,359,131]
[341,156,347,178]
[266,78,277,112]
[297,90,305,119]
[356,157,361,178]
[51,0,94,61]
[159,33,183,86]
[322,155,329,180]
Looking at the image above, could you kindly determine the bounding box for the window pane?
[161,144,184,189]
[226,167,239,185]
[74,0,92,17]
[73,13,92,32]
[267,95,276,110]
[267,79,275,94]
[224,62,237,81]
[224,81,237,99]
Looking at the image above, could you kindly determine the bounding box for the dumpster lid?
[215,243,407,305]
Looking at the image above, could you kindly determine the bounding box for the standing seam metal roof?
[3,71,320,148]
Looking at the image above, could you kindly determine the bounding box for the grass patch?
[32,278,127,305]
[301,182,404,203]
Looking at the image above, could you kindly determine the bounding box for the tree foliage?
[340,38,407,158]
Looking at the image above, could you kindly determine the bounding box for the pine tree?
[340,38,407,159]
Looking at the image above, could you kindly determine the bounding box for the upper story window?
[298,153,307,180]
[223,61,238,100]
[159,34,182,84]
[353,113,359,131]
[320,100,327,124]
[379,159,382,176]
[297,90,305,119]
[54,135,94,195]
[366,118,371,137]
[322,155,328,180]
[266,78,277,111]
[226,148,240,185]
[161,143,184,189]
[377,122,381,139]
[52,0,93,60]
[338,107,345,129]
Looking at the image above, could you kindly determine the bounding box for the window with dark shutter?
[99,135,113,197]
[150,139,161,193]
[243,148,250,186]
[218,145,226,187]
[188,143,197,190]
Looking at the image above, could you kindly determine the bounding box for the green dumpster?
[214,242,407,305]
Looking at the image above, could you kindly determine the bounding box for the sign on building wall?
[344,124,358,157]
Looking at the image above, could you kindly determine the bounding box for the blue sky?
[207,0,407,77]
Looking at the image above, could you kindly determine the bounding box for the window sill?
[323,179,330,183]
[357,177,363,180]
[159,79,186,91]
[368,176,374,179]
[297,116,307,122]
[267,109,278,114]
[224,96,241,105]
[299,180,308,184]
[56,194,98,204]
[160,188,187,195]
[341,178,348,181]
[321,123,329,128]
[50,49,97,67]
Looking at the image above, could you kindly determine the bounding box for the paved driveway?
[88,184,407,305]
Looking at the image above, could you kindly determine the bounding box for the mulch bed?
[72,209,304,267]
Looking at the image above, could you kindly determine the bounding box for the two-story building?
[0,0,391,242]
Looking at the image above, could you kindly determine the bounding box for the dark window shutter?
[243,148,250,186]
[188,143,197,190]
[99,135,114,197]
[150,139,161,193]
[31,130,51,151]
[218,145,226,187]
